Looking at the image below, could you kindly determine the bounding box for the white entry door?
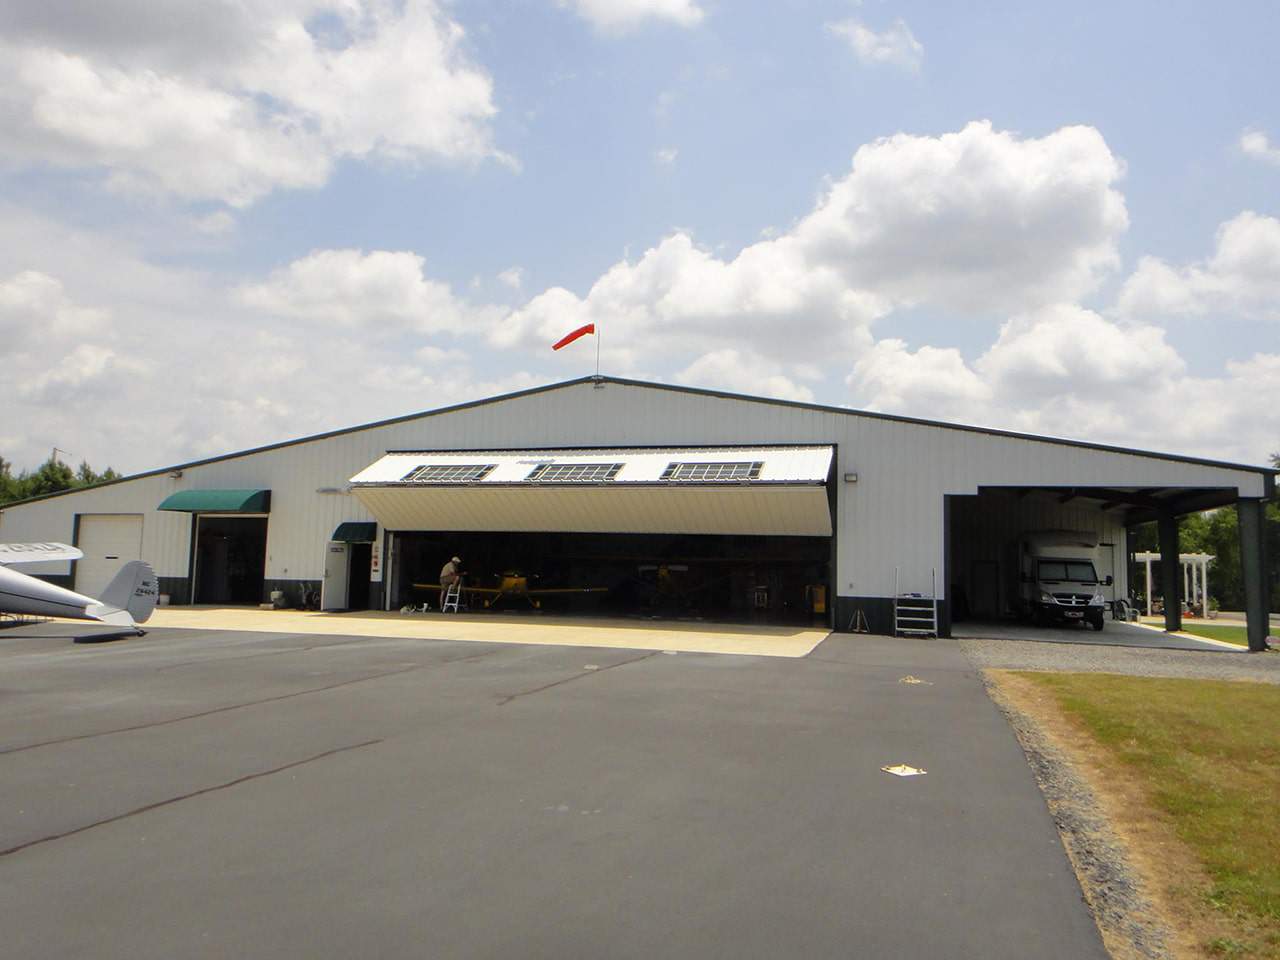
[1097,543,1117,608]
[321,541,350,611]
[76,515,144,599]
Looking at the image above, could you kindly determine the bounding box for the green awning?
[332,521,377,542]
[157,489,271,513]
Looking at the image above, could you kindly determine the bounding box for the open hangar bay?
[0,376,1272,649]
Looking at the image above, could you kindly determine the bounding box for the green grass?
[1141,619,1250,646]
[1021,673,1280,956]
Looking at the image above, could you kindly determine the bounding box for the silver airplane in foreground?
[0,542,158,636]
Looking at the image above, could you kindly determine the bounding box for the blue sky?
[0,0,1276,473]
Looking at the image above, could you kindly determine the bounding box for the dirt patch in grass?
[989,670,1280,958]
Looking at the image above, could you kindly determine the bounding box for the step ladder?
[894,567,938,638]
[441,581,462,614]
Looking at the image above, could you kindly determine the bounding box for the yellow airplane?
[412,572,609,609]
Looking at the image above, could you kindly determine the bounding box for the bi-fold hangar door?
[350,446,836,624]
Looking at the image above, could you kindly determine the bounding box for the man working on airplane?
[440,556,463,591]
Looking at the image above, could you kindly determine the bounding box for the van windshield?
[1038,560,1098,583]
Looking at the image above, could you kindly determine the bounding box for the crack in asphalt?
[150,637,509,672]
[0,665,421,756]
[152,646,321,670]
[3,645,513,756]
[3,645,514,756]
[497,651,657,705]
[0,739,383,859]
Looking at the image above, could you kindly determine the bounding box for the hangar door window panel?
[525,463,623,483]
[400,464,496,483]
[660,461,763,482]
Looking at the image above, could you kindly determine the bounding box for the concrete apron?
[951,617,1237,652]
[143,607,832,658]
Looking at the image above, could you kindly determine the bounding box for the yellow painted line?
[144,607,831,658]
[1129,620,1242,650]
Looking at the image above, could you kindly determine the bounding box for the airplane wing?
[525,587,610,595]
[411,582,504,596]
[0,542,83,566]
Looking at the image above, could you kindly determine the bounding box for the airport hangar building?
[1,376,1273,649]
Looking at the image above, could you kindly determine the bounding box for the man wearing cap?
[440,556,463,592]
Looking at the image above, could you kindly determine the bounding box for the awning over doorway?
[349,446,834,536]
[157,489,272,513]
[332,521,377,542]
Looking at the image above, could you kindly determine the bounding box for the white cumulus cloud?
[237,249,504,334]
[848,339,991,412]
[560,0,705,33]
[848,304,1277,463]
[497,267,526,291]
[677,349,817,403]
[1241,129,1280,166]
[1116,211,1280,321]
[794,121,1128,312]
[496,120,1128,384]
[0,217,539,472]
[0,1,506,208]
[826,18,923,71]
[0,269,106,342]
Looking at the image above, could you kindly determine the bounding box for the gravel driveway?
[961,636,1280,683]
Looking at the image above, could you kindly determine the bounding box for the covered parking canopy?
[972,481,1274,651]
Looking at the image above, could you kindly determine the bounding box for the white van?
[1017,531,1110,631]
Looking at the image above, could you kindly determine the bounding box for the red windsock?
[552,323,595,350]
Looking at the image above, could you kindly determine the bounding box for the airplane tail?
[88,561,159,628]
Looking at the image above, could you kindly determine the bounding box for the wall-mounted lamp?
[843,472,859,484]
[315,486,348,494]
[168,470,183,479]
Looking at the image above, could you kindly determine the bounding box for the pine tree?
[0,456,18,504]
[23,457,76,498]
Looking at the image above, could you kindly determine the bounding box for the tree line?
[0,455,121,506]
[1130,452,1280,612]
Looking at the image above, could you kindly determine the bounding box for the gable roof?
[2,375,1274,509]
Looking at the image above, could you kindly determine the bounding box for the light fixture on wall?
[844,472,859,484]
[168,470,183,479]
[315,486,348,494]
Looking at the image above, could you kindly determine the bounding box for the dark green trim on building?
[332,521,377,542]
[158,489,271,513]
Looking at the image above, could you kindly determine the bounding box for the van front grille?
[1052,593,1092,606]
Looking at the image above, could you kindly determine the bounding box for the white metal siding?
[0,381,1266,602]
[75,515,144,599]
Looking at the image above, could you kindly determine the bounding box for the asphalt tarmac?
[0,624,1106,959]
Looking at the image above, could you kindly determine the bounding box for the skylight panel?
[525,462,624,482]
[659,461,763,481]
[400,464,496,483]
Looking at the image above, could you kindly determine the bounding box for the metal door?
[321,541,350,611]
[76,514,144,598]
